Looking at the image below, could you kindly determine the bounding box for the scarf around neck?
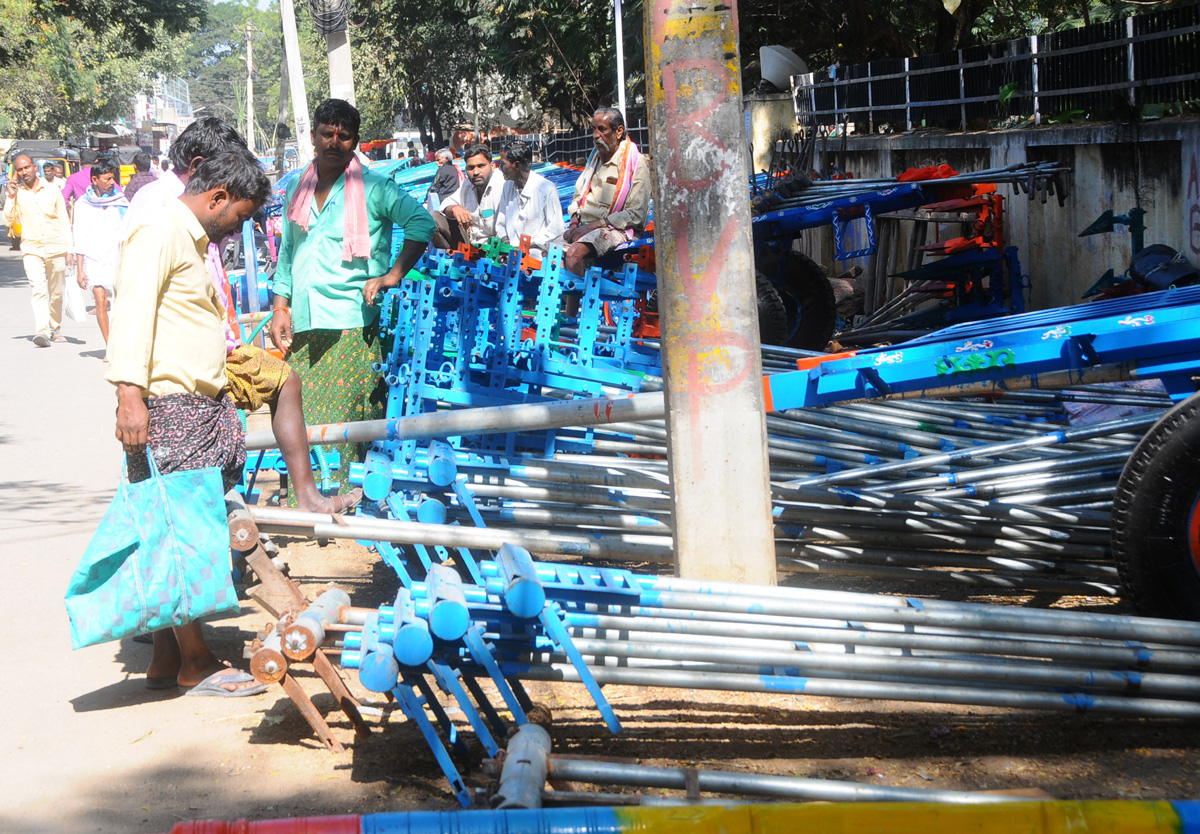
[577,136,642,233]
[82,185,128,214]
[286,156,371,261]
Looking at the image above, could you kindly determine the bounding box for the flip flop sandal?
[185,668,268,698]
[330,487,364,515]
[146,676,179,691]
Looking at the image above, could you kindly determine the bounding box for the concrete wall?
[744,92,797,174]
[796,119,1200,310]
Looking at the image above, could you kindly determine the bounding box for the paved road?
[0,226,366,833]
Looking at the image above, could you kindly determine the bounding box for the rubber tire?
[756,272,789,346]
[771,250,837,351]
[1111,391,1200,621]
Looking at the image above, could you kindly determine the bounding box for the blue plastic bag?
[65,454,240,649]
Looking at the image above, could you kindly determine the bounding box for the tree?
[174,0,328,152]
[350,0,485,145]
[33,0,205,55]
[0,1,184,138]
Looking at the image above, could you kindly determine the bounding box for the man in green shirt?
[269,99,434,497]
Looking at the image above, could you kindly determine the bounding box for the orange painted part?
[896,164,959,182]
[795,350,856,371]
[629,244,656,272]
[917,237,981,255]
[167,817,360,834]
[453,242,481,262]
[633,307,660,339]
[762,376,775,412]
[521,327,538,342]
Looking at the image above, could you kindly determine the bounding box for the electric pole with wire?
[245,21,255,153]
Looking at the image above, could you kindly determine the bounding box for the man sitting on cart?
[558,107,650,276]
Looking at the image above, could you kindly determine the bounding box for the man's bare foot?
[146,630,182,680]
[295,487,363,515]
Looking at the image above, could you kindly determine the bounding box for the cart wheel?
[1111,391,1200,621]
[756,272,789,346]
[772,251,837,351]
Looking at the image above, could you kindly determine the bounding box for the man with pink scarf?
[270,99,434,499]
[560,107,651,276]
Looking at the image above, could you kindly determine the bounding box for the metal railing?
[792,4,1200,132]
[544,120,651,163]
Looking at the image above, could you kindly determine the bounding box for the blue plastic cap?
[363,469,394,502]
[429,598,471,640]
[427,458,457,487]
[417,498,447,525]
[504,578,546,619]
[359,650,400,693]
[394,623,435,666]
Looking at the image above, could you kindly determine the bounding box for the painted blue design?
[364,807,623,834]
[1171,800,1200,834]
[1060,692,1097,710]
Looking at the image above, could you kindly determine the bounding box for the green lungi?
[287,327,386,503]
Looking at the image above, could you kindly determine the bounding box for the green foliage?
[173,1,327,152]
[999,81,1019,106]
[0,0,184,138]
[33,0,205,55]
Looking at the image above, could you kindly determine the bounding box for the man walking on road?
[3,154,73,347]
[107,151,272,696]
[73,156,128,346]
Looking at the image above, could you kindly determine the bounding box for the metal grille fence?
[544,120,651,163]
[793,4,1200,132]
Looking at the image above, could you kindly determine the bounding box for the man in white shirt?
[496,140,565,261]
[430,144,507,251]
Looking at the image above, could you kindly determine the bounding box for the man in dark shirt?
[123,152,157,202]
[428,148,460,209]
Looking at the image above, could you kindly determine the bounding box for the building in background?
[130,76,195,154]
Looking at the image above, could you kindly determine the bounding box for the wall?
[744,92,797,174]
[798,119,1200,310]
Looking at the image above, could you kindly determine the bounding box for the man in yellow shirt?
[3,154,73,347]
[106,150,272,696]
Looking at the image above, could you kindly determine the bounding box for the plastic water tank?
[760,45,808,91]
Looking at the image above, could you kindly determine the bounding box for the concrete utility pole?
[614,0,627,121]
[645,0,776,585]
[326,29,355,105]
[279,0,313,165]
[245,22,255,153]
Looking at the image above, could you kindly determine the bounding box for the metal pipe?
[245,391,667,450]
[561,610,1200,671]
[249,511,677,563]
[499,661,1200,719]
[495,724,552,809]
[546,757,1015,805]
[791,411,1156,488]
[553,635,1200,699]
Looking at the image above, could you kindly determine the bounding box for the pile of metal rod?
[264,548,1200,722]
[249,383,1169,596]
[250,544,1200,805]
[752,161,1070,214]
